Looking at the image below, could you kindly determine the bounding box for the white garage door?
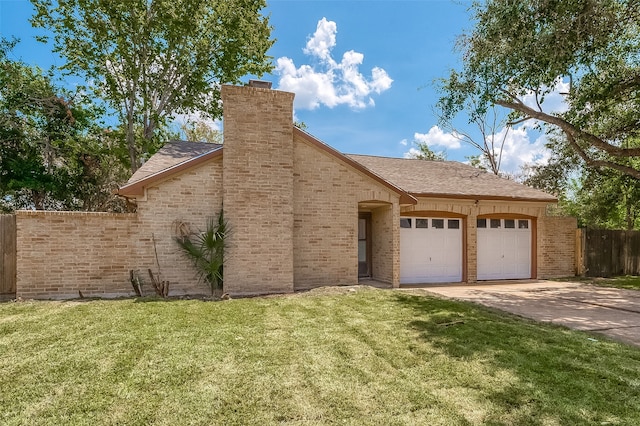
[400,217,463,284]
[477,218,531,280]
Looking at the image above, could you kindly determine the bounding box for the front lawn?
[1,288,640,425]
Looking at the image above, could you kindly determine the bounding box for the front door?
[358,213,371,278]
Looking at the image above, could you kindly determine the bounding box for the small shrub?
[175,210,228,298]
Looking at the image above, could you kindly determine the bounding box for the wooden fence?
[0,214,16,298]
[576,228,640,277]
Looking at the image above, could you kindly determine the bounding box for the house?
[15,82,576,299]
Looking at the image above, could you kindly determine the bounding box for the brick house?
[15,82,575,299]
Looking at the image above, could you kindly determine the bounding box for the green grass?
[2,287,640,425]
[561,275,640,290]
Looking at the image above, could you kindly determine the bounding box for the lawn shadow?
[392,291,640,425]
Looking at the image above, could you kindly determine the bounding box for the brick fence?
[15,209,216,299]
[16,211,142,299]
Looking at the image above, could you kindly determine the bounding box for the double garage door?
[400,216,531,284]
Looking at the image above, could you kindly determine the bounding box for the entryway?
[358,212,371,278]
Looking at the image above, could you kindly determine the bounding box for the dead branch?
[147,268,169,298]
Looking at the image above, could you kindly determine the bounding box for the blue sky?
[0,0,551,172]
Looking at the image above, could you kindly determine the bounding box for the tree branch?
[495,99,640,157]
[564,131,640,180]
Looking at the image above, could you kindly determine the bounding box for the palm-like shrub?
[175,210,228,298]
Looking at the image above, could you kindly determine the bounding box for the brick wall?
[135,159,223,295]
[15,159,223,299]
[537,216,577,278]
[16,211,140,299]
[292,136,400,290]
[221,85,296,295]
[371,204,396,284]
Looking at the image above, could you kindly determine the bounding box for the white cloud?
[303,18,337,61]
[484,77,565,172]
[403,147,421,159]
[413,126,461,149]
[275,17,393,110]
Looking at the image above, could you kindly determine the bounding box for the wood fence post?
[575,228,585,276]
[0,214,17,298]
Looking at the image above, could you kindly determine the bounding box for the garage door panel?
[400,217,463,284]
[477,219,531,280]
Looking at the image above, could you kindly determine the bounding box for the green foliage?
[180,119,223,144]
[524,133,640,229]
[31,0,274,172]
[563,169,640,229]
[175,210,228,297]
[0,39,129,211]
[294,120,308,130]
[406,141,446,161]
[439,0,640,179]
[465,154,489,172]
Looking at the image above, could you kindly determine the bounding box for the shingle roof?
[346,154,556,202]
[118,139,555,203]
[127,140,222,184]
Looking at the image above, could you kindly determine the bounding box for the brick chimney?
[221,83,295,295]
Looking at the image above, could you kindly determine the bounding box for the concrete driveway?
[418,281,640,347]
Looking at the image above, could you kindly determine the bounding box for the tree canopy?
[31,0,274,172]
[523,136,640,229]
[0,39,129,211]
[439,0,640,179]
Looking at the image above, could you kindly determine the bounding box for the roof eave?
[117,147,223,197]
[410,192,558,203]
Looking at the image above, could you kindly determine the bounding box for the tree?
[0,38,129,212]
[568,169,640,229]
[439,0,640,179]
[180,119,223,144]
[31,0,274,172]
[436,99,510,175]
[406,140,447,161]
[465,154,489,173]
[524,138,640,229]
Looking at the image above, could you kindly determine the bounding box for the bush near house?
[175,211,228,298]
